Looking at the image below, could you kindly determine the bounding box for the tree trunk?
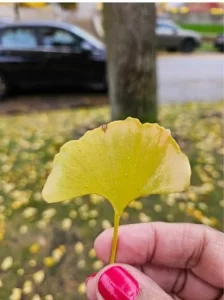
[14,4,20,21]
[104,3,157,123]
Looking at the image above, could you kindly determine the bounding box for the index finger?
[94,222,224,288]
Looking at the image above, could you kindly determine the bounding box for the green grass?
[0,102,223,299]
[179,23,224,35]
[198,42,216,52]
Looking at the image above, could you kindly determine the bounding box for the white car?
[156,18,202,52]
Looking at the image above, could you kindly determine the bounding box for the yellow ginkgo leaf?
[42,117,191,263]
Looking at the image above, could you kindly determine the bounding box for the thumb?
[86,263,172,300]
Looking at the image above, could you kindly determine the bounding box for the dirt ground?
[0,90,108,115]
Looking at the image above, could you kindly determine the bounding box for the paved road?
[0,54,223,114]
[158,54,224,103]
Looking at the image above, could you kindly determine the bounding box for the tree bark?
[104,3,157,123]
[14,4,20,21]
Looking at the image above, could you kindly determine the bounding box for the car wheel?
[218,46,224,52]
[180,39,197,53]
[0,73,9,100]
[167,47,178,52]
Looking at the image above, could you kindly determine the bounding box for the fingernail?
[98,266,139,300]
[85,272,97,285]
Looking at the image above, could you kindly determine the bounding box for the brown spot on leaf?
[101,124,108,133]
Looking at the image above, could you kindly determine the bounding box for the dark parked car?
[0,21,106,99]
[156,19,202,52]
[214,35,224,52]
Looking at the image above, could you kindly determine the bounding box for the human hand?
[85,222,224,300]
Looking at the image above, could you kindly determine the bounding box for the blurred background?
[0,2,223,300]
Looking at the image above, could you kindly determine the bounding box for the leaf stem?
[109,211,121,264]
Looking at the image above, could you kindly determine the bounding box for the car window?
[156,24,176,35]
[39,27,81,49]
[1,27,37,48]
[71,26,105,49]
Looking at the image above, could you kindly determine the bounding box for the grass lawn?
[179,23,224,35]
[0,102,223,299]
[197,42,216,52]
